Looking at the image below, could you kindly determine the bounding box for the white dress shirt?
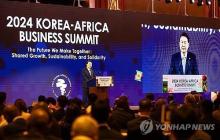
[181,52,187,74]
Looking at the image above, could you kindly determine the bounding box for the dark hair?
[145,93,155,101]
[3,105,20,123]
[31,102,53,123]
[68,97,83,108]
[168,94,174,103]
[115,96,129,110]
[65,104,81,123]
[88,93,98,106]
[170,105,196,139]
[180,32,190,42]
[0,92,6,104]
[214,94,220,110]
[46,97,56,106]
[200,100,213,114]
[92,99,110,123]
[29,108,50,133]
[38,95,46,102]
[14,99,27,113]
[139,98,152,112]
[57,95,68,108]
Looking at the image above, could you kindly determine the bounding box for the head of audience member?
[2,117,28,138]
[38,95,46,103]
[68,98,83,109]
[179,32,190,55]
[0,92,6,105]
[57,95,68,109]
[91,99,110,124]
[31,102,52,119]
[155,97,166,110]
[200,100,213,117]
[113,97,119,109]
[115,95,129,110]
[14,99,27,113]
[168,94,175,104]
[3,105,20,123]
[88,93,97,106]
[190,91,198,95]
[184,93,196,105]
[65,104,81,124]
[194,94,202,105]
[212,109,220,123]
[28,105,51,134]
[71,115,98,140]
[46,97,56,105]
[145,93,155,102]
[167,95,178,111]
[139,98,152,116]
[214,93,220,110]
[170,105,196,140]
[0,92,6,115]
[46,97,57,111]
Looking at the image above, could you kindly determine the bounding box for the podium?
[88,76,113,100]
[163,75,207,93]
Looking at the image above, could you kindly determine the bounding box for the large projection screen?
[0,2,220,105]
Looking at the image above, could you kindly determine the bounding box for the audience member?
[60,104,81,140]
[213,93,220,110]
[38,95,46,103]
[108,96,134,131]
[14,99,30,120]
[0,92,6,115]
[127,98,164,140]
[28,105,61,140]
[71,115,98,140]
[170,104,211,140]
[3,105,20,124]
[184,93,196,105]
[2,117,28,139]
[46,97,57,112]
[92,99,124,140]
[53,95,68,122]
[0,91,219,140]
[145,93,155,102]
[0,92,7,127]
[85,93,97,114]
[167,94,175,104]
[150,97,166,123]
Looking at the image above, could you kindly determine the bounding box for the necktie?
[88,69,92,76]
[182,57,186,74]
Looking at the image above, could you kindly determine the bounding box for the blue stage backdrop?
[0,2,220,105]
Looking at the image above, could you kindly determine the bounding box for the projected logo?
[52,74,71,97]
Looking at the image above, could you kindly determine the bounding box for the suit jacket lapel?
[185,55,191,74]
[178,53,184,74]
[86,68,90,77]
[90,69,94,77]
[86,68,94,78]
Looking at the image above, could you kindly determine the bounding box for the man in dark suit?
[127,99,164,140]
[169,32,199,75]
[92,100,124,140]
[82,61,95,105]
